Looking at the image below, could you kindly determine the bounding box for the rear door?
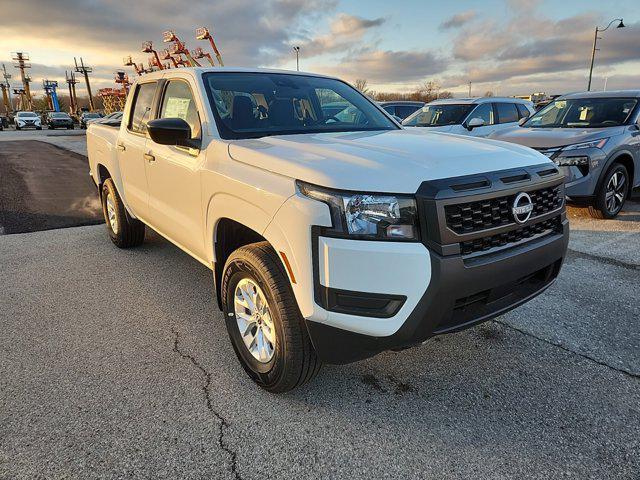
[494,102,521,134]
[118,81,158,220]
[145,78,206,258]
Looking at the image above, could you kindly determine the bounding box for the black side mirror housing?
[147,118,200,149]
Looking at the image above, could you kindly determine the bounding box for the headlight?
[554,156,589,167]
[562,138,608,151]
[297,181,418,240]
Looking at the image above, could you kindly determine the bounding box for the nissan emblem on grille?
[512,192,534,224]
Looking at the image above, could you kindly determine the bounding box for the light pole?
[293,46,300,71]
[587,18,625,91]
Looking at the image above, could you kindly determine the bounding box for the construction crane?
[142,41,164,70]
[195,27,224,66]
[1,64,12,114]
[42,80,61,112]
[160,49,182,68]
[74,57,95,111]
[12,52,33,110]
[65,70,79,115]
[163,30,201,67]
[13,88,27,111]
[124,55,146,76]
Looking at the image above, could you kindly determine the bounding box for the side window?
[382,105,396,116]
[496,103,519,124]
[159,80,202,140]
[396,105,420,119]
[468,103,494,125]
[129,82,157,134]
[516,103,531,119]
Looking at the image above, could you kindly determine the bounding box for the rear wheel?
[221,242,321,393]
[588,163,629,219]
[100,178,145,248]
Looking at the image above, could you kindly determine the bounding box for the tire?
[221,242,321,393]
[100,178,145,248]
[588,163,629,219]
[15,126,20,131]
[36,126,42,130]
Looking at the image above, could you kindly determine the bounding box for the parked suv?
[87,68,569,392]
[15,111,42,130]
[403,97,534,137]
[46,112,74,129]
[491,91,640,218]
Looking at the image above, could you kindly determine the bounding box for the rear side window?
[395,105,420,119]
[382,105,396,116]
[496,103,519,124]
[159,80,202,140]
[516,103,531,119]
[129,82,157,134]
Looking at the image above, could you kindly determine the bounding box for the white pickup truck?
[87,67,569,392]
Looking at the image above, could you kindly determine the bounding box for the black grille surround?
[416,164,566,257]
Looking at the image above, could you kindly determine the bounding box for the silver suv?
[491,91,640,218]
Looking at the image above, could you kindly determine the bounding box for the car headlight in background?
[554,156,589,167]
[297,181,418,240]
[562,138,608,151]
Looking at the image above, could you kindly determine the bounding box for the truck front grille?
[444,185,563,234]
[460,216,562,255]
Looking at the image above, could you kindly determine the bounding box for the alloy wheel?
[233,278,276,363]
[106,192,119,234]
[604,171,626,214]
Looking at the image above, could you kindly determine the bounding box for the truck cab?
[87,67,569,392]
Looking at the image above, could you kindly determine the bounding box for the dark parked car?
[491,90,640,218]
[378,101,425,120]
[80,112,102,129]
[46,112,74,129]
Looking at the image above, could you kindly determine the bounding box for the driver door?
[465,103,495,137]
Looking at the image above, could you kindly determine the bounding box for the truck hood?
[405,125,456,133]
[490,125,624,148]
[227,129,550,193]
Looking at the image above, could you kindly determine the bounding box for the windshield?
[51,113,68,118]
[203,72,398,139]
[402,104,474,127]
[523,97,638,128]
[85,113,100,118]
[18,112,37,118]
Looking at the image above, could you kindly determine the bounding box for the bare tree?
[354,79,370,95]
[483,90,494,97]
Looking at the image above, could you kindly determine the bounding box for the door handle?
[116,142,126,152]
[144,153,156,163]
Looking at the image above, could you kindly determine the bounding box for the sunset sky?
[1,0,639,98]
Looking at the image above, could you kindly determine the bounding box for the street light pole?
[293,46,300,71]
[587,18,624,91]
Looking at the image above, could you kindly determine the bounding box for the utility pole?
[1,64,12,112]
[65,70,79,115]
[468,81,472,97]
[75,57,95,111]
[293,46,300,71]
[12,52,32,110]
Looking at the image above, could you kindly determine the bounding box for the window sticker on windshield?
[579,108,590,121]
[164,97,191,120]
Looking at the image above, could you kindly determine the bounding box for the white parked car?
[87,68,568,392]
[402,97,535,137]
[15,111,42,130]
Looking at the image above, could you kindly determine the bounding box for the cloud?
[296,14,386,58]
[439,10,477,30]
[316,49,448,84]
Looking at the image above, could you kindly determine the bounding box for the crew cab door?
[118,81,158,220]
[144,79,205,258]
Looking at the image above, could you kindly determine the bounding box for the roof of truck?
[559,90,640,99]
[429,97,533,105]
[133,66,337,81]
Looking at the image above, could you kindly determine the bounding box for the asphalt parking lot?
[1,131,639,479]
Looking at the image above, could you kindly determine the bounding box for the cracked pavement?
[0,133,638,479]
[1,213,638,479]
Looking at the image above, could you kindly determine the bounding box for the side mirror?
[466,117,485,130]
[518,117,528,126]
[147,118,200,149]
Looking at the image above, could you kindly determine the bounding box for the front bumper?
[307,219,568,364]
[17,122,41,129]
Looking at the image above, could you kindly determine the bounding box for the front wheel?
[588,163,629,219]
[100,178,145,248]
[221,242,321,393]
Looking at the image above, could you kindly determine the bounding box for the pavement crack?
[566,248,640,271]
[495,320,639,380]
[172,330,243,480]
